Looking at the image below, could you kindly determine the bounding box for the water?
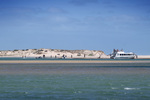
[0,63,150,100]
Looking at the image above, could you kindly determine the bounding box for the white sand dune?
[0,49,109,59]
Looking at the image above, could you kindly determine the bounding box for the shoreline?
[0,60,150,66]
[0,55,150,59]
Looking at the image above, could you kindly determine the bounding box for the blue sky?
[0,0,150,55]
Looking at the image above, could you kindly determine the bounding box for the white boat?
[110,49,137,59]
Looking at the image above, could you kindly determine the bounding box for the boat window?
[118,53,134,56]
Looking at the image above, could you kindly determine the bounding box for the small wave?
[124,87,140,90]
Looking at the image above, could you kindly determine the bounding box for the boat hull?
[114,56,135,59]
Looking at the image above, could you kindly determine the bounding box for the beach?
[0,59,150,67]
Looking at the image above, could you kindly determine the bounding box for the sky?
[0,0,150,55]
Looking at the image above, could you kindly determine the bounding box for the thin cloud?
[48,7,68,14]
[70,0,98,6]
[0,7,42,15]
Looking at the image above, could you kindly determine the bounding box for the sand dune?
[0,49,109,59]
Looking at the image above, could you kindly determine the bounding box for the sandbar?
[0,60,150,66]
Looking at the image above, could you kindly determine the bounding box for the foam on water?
[124,87,140,90]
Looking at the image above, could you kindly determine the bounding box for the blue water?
[0,63,150,100]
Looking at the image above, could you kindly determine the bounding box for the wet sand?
[0,60,150,66]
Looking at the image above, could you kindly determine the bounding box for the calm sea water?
[0,63,150,100]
